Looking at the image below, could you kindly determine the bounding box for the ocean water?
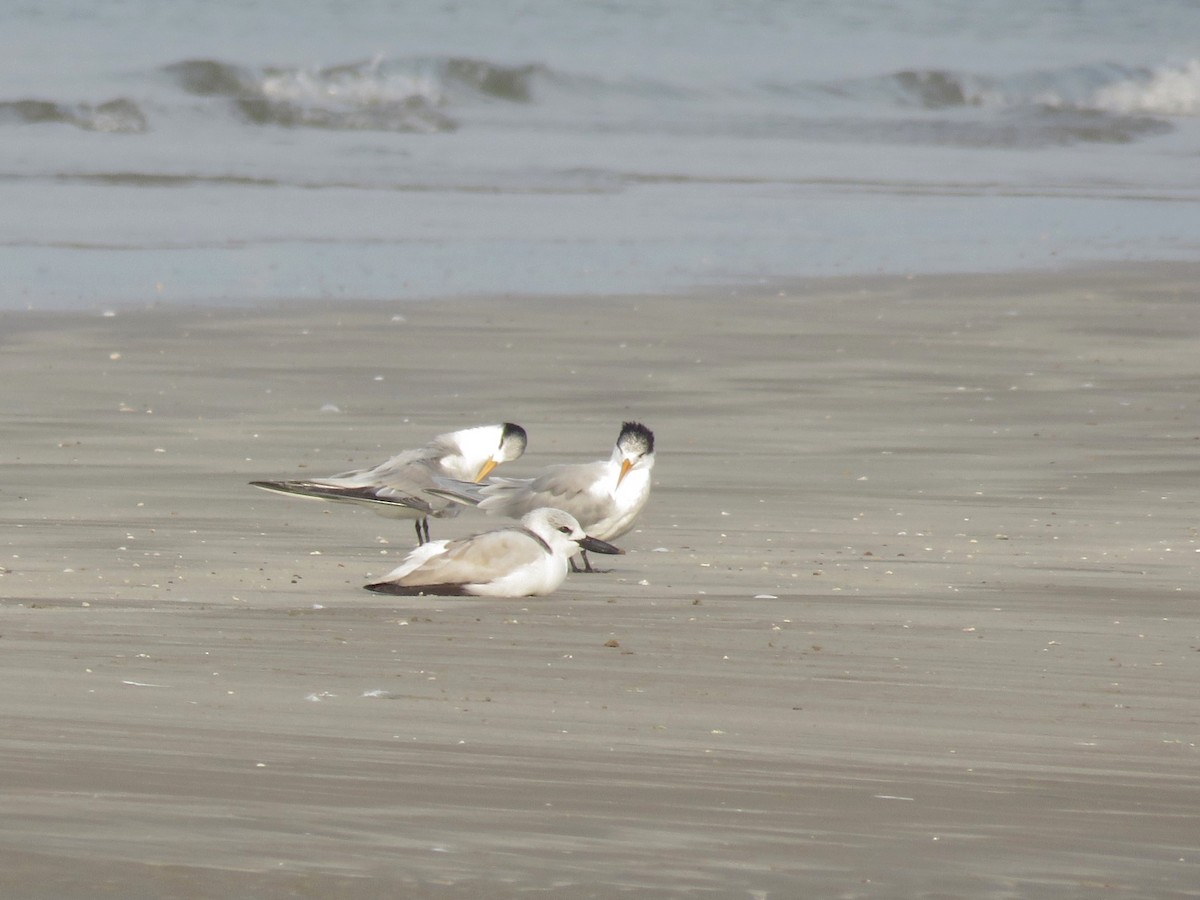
[2,0,1198,310]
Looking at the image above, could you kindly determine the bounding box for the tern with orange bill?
[250,422,527,545]
[429,421,654,572]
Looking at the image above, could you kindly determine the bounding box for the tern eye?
[557,526,572,534]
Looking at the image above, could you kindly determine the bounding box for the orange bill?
[615,458,633,488]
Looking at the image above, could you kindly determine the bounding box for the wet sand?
[2,266,1198,898]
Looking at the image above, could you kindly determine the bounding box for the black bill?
[579,535,624,555]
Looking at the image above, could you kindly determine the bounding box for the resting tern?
[363,508,622,597]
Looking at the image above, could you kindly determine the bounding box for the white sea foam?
[258,60,445,113]
[1093,59,1200,117]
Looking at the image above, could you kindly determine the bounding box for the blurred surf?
[1,0,1198,309]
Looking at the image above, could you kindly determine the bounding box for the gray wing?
[254,444,459,516]
[249,478,434,513]
[427,476,489,507]
[476,462,616,528]
[394,529,544,587]
[329,445,431,483]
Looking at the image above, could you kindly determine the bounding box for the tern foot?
[413,517,432,545]
[570,552,612,574]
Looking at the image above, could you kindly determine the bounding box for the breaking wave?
[872,59,1200,119]
[2,53,1195,150]
[779,58,1199,147]
[0,97,146,133]
[1091,58,1200,117]
[162,56,543,133]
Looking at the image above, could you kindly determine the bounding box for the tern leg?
[414,518,431,545]
[569,551,598,574]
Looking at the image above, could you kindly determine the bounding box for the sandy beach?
[2,265,1198,898]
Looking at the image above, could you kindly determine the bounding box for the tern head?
[522,508,624,557]
[613,421,655,488]
[450,422,527,482]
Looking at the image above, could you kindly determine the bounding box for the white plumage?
[364,508,622,597]
[431,421,654,570]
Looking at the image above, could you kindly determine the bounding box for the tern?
[363,508,622,597]
[430,421,654,572]
[250,422,527,545]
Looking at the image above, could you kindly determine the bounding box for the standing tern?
[430,421,654,572]
[363,508,622,597]
[250,422,527,545]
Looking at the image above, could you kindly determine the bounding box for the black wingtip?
[249,480,303,495]
[364,581,472,596]
[364,581,403,594]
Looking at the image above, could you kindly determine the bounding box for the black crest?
[618,421,654,455]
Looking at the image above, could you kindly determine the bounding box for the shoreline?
[2,263,1198,896]
[5,256,1195,318]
